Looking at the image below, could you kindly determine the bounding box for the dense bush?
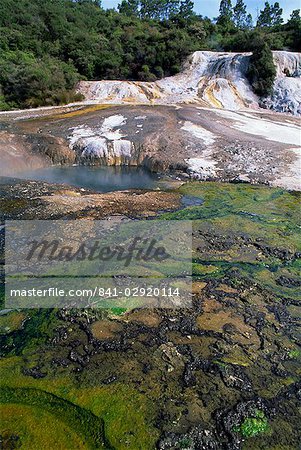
[0,52,83,109]
[0,0,299,109]
[247,33,277,97]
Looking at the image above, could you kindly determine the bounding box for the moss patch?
[233,410,269,438]
[0,357,159,450]
[0,404,88,450]
[0,386,110,449]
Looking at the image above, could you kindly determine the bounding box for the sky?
[101,0,300,22]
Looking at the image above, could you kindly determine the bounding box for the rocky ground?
[0,177,180,220]
[0,104,300,190]
[0,99,300,449]
[0,178,300,449]
[77,51,301,117]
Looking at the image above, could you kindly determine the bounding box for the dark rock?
[158,425,220,450]
[22,366,47,379]
[102,375,117,385]
[276,276,301,288]
[69,350,89,366]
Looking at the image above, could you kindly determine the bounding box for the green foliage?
[233,0,252,29]
[0,0,298,109]
[257,2,273,27]
[0,51,83,109]
[0,0,203,109]
[219,0,233,18]
[284,9,301,51]
[247,33,277,97]
[179,0,195,20]
[0,94,11,111]
[119,0,140,16]
[119,0,195,20]
[179,437,193,448]
[257,2,283,27]
[217,0,234,32]
[288,9,301,26]
[140,0,178,20]
[233,410,269,437]
[271,2,284,26]
[222,29,253,51]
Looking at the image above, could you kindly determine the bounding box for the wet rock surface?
[0,176,181,220]
[1,104,300,190]
[77,51,301,117]
[0,180,300,449]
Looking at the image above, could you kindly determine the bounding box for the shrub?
[0,0,298,109]
[247,33,276,97]
[0,51,82,109]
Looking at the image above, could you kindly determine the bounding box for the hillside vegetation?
[0,0,300,110]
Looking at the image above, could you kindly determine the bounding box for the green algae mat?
[0,182,300,449]
[0,387,111,449]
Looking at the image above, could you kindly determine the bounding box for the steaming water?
[19,166,161,193]
[15,166,205,207]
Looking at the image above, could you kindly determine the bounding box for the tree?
[257,2,283,27]
[257,2,272,27]
[233,0,252,29]
[140,0,162,20]
[76,0,101,4]
[0,0,297,110]
[286,9,301,52]
[270,2,283,26]
[140,0,163,20]
[245,13,253,29]
[288,9,301,26]
[0,51,82,108]
[118,0,139,16]
[139,0,183,20]
[163,0,181,19]
[179,0,194,20]
[247,33,276,97]
[217,0,233,31]
[219,0,232,17]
